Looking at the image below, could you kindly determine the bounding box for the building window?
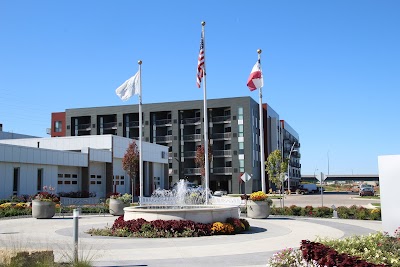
[37,169,43,191]
[13,168,19,195]
[239,160,245,173]
[54,121,62,132]
[238,125,244,137]
[238,107,243,120]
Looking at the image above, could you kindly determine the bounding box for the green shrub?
[314,206,332,218]
[290,205,302,216]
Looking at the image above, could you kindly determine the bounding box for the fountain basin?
[123,205,240,224]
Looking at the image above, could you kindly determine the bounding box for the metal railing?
[128,121,139,127]
[212,115,231,123]
[184,151,196,157]
[213,150,232,157]
[211,132,231,139]
[184,168,201,175]
[155,119,172,125]
[183,134,202,141]
[181,117,201,124]
[212,167,233,174]
[102,122,117,129]
[155,135,173,142]
[77,123,91,130]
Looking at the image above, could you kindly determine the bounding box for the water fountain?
[123,180,241,224]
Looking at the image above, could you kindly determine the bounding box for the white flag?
[115,71,140,101]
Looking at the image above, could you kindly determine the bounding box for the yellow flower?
[249,191,268,201]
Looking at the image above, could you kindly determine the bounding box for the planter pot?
[109,199,129,216]
[32,200,56,219]
[246,200,271,219]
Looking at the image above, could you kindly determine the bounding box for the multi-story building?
[280,120,301,189]
[51,96,301,194]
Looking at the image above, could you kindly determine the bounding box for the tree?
[265,149,288,191]
[194,143,213,184]
[122,141,139,203]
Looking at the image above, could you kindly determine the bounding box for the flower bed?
[87,216,250,238]
[268,228,400,267]
[0,202,32,218]
[271,205,381,220]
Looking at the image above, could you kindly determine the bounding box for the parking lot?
[271,192,380,208]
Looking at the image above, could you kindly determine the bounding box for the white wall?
[378,155,400,236]
[89,162,106,197]
[0,143,87,167]
[57,166,81,193]
[0,135,113,151]
[0,162,58,199]
[113,136,168,164]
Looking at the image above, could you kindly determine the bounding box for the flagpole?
[257,49,266,193]
[138,60,144,205]
[201,21,210,205]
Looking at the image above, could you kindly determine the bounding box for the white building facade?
[0,135,168,199]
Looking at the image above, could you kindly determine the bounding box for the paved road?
[271,192,380,208]
[0,215,382,267]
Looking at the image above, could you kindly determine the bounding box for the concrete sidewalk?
[0,215,382,267]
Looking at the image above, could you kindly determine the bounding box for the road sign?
[240,172,252,182]
[316,172,325,182]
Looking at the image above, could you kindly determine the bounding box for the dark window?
[37,169,43,191]
[58,181,63,184]
[72,181,77,184]
[65,174,71,178]
[64,181,71,185]
[13,168,19,193]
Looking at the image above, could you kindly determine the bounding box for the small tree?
[194,143,213,185]
[265,149,288,192]
[122,141,139,203]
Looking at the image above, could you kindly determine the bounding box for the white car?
[213,190,228,196]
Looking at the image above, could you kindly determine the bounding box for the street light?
[287,142,298,194]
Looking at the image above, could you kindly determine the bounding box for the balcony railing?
[181,117,201,124]
[212,115,231,123]
[155,119,172,126]
[128,121,139,127]
[184,168,201,175]
[155,135,173,142]
[212,167,232,174]
[102,122,117,129]
[77,123,91,130]
[184,151,196,157]
[213,150,232,157]
[183,134,202,141]
[211,132,232,139]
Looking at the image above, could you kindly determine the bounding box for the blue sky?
[1,1,399,175]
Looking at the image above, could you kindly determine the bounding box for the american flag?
[196,31,205,88]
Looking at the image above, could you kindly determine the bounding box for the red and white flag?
[247,60,263,91]
[196,31,205,88]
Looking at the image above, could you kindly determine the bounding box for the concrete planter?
[246,200,270,219]
[32,200,56,219]
[109,199,128,216]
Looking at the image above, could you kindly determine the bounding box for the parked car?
[359,186,374,196]
[213,190,228,197]
[299,184,319,194]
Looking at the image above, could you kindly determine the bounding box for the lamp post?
[287,142,297,194]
